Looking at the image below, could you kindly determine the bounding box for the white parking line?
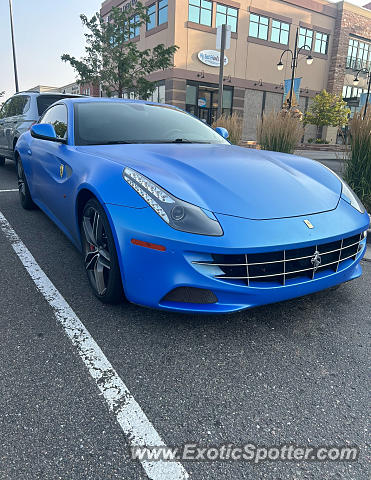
[0,189,18,192]
[0,211,188,480]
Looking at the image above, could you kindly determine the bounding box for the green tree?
[62,4,178,99]
[304,90,350,137]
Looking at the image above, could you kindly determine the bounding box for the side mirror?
[31,124,66,143]
[215,127,229,139]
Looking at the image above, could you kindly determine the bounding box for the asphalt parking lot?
[0,160,370,480]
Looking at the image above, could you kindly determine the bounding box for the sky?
[0,0,369,102]
[0,0,102,102]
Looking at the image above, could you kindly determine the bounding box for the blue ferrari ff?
[15,98,369,313]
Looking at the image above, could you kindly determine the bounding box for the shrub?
[257,109,304,154]
[344,112,371,213]
[212,112,243,145]
[314,138,330,144]
[307,138,314,143]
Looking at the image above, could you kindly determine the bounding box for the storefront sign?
[198,50,228,67]
[198,97,207,108]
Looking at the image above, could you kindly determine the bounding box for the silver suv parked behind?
[0,91,82,166]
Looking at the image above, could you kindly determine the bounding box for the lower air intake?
[162,287,218,304]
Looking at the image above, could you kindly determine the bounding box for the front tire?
[80,198,123,304]
[17,158,35,210]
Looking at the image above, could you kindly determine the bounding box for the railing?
[346,56,371,71]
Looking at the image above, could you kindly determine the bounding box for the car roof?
[13,91,84,97]
[62,97,176,109]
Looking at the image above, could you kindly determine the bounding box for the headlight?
[341,181,365,214]
[322,165,365,214]
[123,167,223,236]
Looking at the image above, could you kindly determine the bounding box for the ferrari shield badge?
[60,164,64,178]
[304,219,314,229]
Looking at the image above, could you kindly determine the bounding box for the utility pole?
[277,27,313,109]
[217,23,226,119]
[9,0,19,93]
[353,67,371,119]
[288,28,299,110]
[365,73,371,118]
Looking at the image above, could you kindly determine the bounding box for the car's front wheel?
[17,158,35,210]
[81,198,123,304]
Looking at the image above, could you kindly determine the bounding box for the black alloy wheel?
[17,158,35,210]
[81,198,123,304]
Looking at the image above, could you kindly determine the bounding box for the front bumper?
[106,199,369,313]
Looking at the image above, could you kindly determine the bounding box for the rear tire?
[17,158,35,210]
[80,198,123,304]
[0,156,5,166]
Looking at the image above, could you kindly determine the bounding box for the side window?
[0,99,12,119]
[40,104,68,140]
[10,96,29,116]
[0,96,29,118]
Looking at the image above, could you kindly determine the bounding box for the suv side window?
[0,99,12,119]
[40,104,68,140]
[6,96,30,117]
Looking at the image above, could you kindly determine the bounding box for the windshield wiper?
[86,140,132,145]
[158,139,211,144]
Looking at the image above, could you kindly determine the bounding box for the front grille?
[192,233,364,288]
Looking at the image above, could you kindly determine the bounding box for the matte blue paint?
[16,97,370,313]
[31,123,57,140]
[215,127,229,139]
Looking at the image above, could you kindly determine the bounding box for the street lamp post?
[353,67,371,119]
[8,0,19,93]
[277,27,313,109]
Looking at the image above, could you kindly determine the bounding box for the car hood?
[77,144,341,220]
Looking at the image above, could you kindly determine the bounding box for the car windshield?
[74,101,229,146]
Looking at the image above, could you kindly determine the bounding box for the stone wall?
[242,88,316,141]
[165,78,187,110]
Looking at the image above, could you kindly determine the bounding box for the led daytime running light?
[125,167,174,204]
[124,176,170,223]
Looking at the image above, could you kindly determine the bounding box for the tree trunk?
[316,125,322,140]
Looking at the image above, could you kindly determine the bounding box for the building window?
[249,13,269,40]
[298,27,313,50]
[149,84,166,103]
[158,0,168,25]
[216,4,238,33]
[346,38,371,70]
[189,0,213,27]
[347,39,358,68]
[314,32,328,54]
[358,42,370,69]
[147,3,156,30]
[271,19,290,45]
[129,15,140,38]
